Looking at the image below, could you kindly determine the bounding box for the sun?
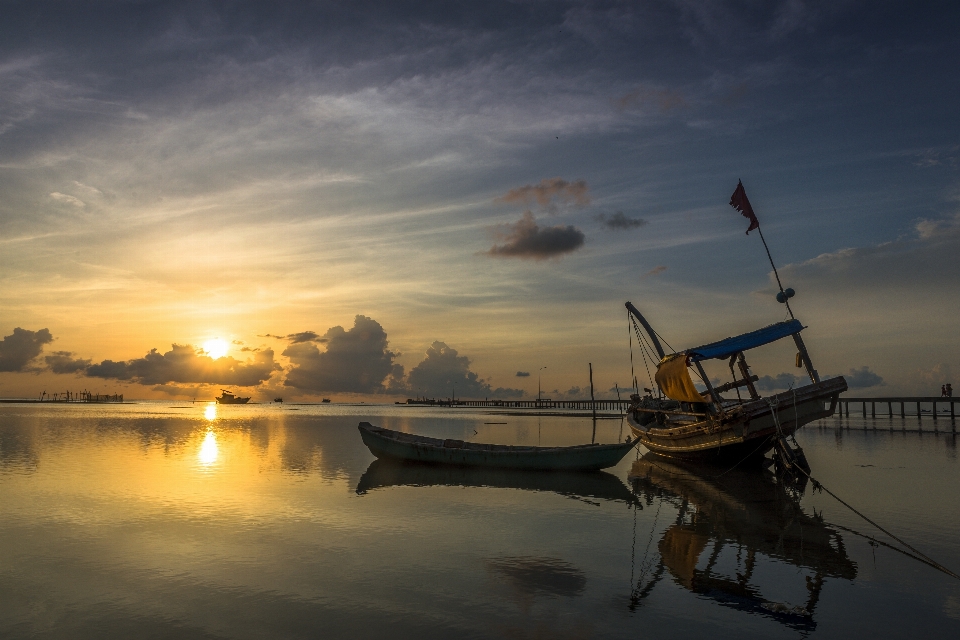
[203,338,229,359]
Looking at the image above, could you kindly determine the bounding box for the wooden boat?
[625,302,846,462]
[358,422,638,471]
[355,458,639,505]
[215,389,250,404]
[627,454,856,629]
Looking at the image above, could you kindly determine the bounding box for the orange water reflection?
[197,429,219,466]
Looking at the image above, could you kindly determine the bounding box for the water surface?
[1,403,958,638]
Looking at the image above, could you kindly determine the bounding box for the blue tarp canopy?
[686,319,804,362]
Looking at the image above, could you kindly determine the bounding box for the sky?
[0,0,958,401]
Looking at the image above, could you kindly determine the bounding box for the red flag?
[729,180,759,234]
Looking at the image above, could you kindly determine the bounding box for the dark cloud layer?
[282,315,402,394]
[516,371,530,377]
[84,345,279,386]
[755,366,884,391]
[406,341,522,399]
[487,212,585,260]
[828,366,885,390]
[0,328,53,372]
[44,351,91,374]
[261,332,327,343]
[597,211,647,230]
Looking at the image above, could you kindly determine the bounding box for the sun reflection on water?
[204,403,217,421]
[198,430,219,466]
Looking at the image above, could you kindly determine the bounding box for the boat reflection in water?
[628,454,857,632]
[356,459,639,506]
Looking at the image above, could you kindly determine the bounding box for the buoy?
[776,287,796,303]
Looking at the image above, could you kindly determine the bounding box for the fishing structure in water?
[36,390,124,403]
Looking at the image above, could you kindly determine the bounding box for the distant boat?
[273,397,283,403]
[215,390,250,404]
[358,422,638,471]
[624,302,846,463]
[321,398,331,403]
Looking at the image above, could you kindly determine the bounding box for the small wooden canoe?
[358,422,639,471]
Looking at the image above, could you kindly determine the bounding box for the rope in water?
[795,464,960,580]
[764,399,960,580]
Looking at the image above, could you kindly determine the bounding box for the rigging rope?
[627,311,638,395]
[629,315,655,394]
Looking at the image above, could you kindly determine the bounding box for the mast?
[625,301,666,360]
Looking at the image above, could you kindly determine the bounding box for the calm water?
[1,403,958,639]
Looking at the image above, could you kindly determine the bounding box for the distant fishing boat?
[358,422,638,471]
[322,398,331,403]
[625,302,846,463]
[215,390,250,404]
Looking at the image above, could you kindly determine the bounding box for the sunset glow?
[198,430,219,466]
[0,1,955,402]
[203,339,229,360]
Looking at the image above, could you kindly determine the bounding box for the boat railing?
[633,407,711,419]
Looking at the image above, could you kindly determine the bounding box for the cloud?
[516,371,530,377]
[150,384,205,398]
[84,344,279,386]
[44,351,91,374]
[287,331,325,343]
[49,192,85,207]
[615,85,687,112]
[486,212,585,260]
[597,211,647,230]
[778,213,960,292]
[755,372,803,391]
[754,366,884,392]
[260,332,328,343]
[282,315,402,394]
[824,366,884,390]
[543,386,595,400]
[0,328,53,372]
[406,341,522,399]
[495,178,590,209]
[644,266,668,277]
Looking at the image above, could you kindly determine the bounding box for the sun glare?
[203,338,229,359]
[198,429,219,466]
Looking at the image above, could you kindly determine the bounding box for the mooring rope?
[796,464,960,580]
[764,396,960,581]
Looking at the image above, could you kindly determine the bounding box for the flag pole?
[730,179,794,320]
[755,226,794,320]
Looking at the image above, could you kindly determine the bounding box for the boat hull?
[358,423,639,471]
[627,377,846,463]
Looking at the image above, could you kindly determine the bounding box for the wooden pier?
[408,395,959,425]
[837,396,956,420]
[407,398,632,411]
